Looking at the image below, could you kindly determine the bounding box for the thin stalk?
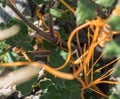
[89,87,108,97]
[74,26,100,77]
[0,61,75,80]
[55,22,90,70]
[7,1,77,50]
[94,58,119,73]
[60,0,75,14]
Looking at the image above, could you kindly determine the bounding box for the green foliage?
[108,16,120,31]
[42,40,56,50]
[0,23,5,29]
[1,0,120,98]
[16,76,37,95]
[0,40,19,63]
[6,19,34,60]
[2,49,18,63]
[34,0,43,4]
[40,76,80,99]
[0,41,7,54]
[50,8,61,18]
[34,0,56,5]
[76,0,96,25]
[95,0,115,7]
[0,18,34,62]
[49,48,68,68]
[34,0,49,4]
[43,47,80,98]
[6,18,28,35]
[58,29,69,40]
[0,0,8,7]
[85,89,100,99]
[112,63,120,77]
[109,93,120,99]
[104,38,120,58]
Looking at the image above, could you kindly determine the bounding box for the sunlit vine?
[1,1,120,99]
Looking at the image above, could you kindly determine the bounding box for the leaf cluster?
[0,0,120,99]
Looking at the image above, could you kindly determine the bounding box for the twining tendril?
[1,1,120,99]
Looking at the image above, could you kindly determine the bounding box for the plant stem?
[7,1,77,50]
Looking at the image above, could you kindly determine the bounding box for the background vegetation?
[0,0,120,99]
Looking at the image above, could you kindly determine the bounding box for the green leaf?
[76,0,96,25]
[41,84,60,99]
[46,74,66,90]
[62,80,80,99]
[5,19,33,50]
[40,75,80,99]
[41,40,56,50]
[0,41,19,63]
[0,0,8,7]
[0,23,5,29]
[104,38,120,58]
[85,89,100,99]
[0,18,35,61]
[34,0,53,4]
[59,11,73,23]
[49,48,68,68]
[50,8,61,18]
[0,41,7,54]
[16,76,37,95]
[39,78,53,90]
[115,84,120,95]
[3,50,18,63]
[6,18,28,34]
[95,0,115,7]
[112,63,120,77]
[109,93,120,99]
[0,25,21,40]
[0,20,22,40]
[108,16,120,31]
[59,29,69,40]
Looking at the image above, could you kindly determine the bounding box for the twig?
[29,50,52,57]
[49,14,54,37]
[0,61,75,80]
[7,1,77,50]
[49,2,54,37]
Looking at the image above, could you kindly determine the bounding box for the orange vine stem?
[36,9,50,30]
[74,26,100,78]
[73,50,88,65]
[86,52,104,76]
[94,68,113,84]
[54,22,90,70]
[94,85,107,97]
[94,58,119,73]
[89,87,108,97]
[61,7,76,14]
[54,31,61,46]
[98,80,119,84]
[76,32,82,56]
[81,88,85,99]
[83,43,88,85]
[2,1,120,98]
[0,62,74,80]
[60,0,75,14]
[14,48,32,62]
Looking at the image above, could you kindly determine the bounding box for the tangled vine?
[0,0,120,99]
